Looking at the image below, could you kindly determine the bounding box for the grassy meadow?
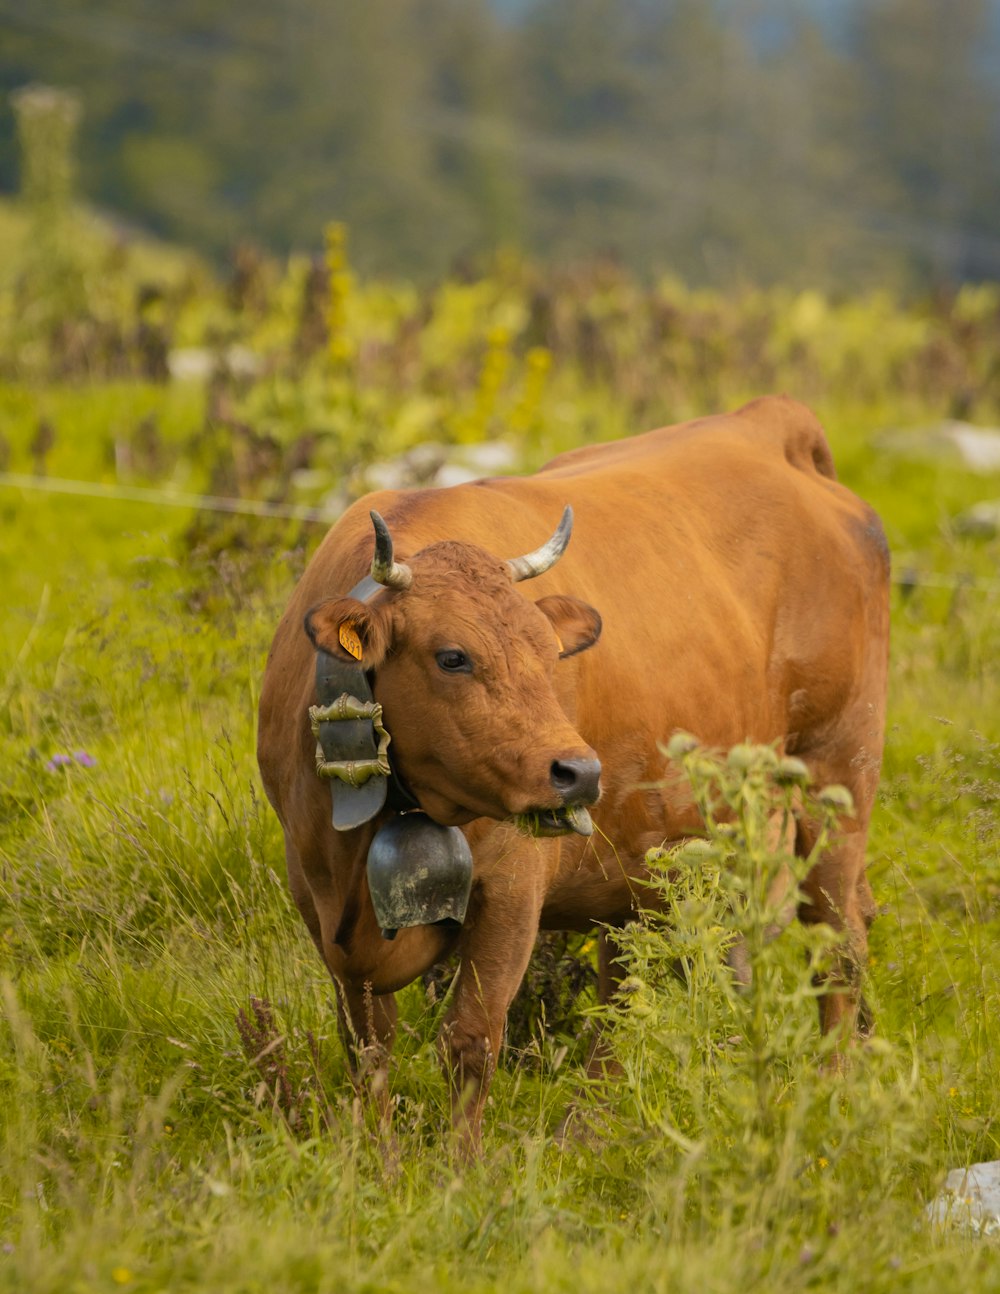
[1,213,999,1292]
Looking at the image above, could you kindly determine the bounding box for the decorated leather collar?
[309,575,420,832]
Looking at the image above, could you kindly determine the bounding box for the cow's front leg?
[439,872,542,1160]
[335,977,397,1129]
[329,921,459,1136]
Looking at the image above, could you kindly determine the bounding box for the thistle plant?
[598,739,922,1227]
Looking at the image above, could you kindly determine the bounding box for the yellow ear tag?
[554,633,565,654]
[339,622,363,661]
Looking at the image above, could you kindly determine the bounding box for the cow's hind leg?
[552,927,628,1146]
[796,816,873,1049]
[795,680,885,1051]
[794,513,887,1050]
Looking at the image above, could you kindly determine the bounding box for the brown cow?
[257,395,889,1155]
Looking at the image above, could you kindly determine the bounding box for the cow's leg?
[285,837,424,1139]
[585,928,627,1078]
[328,922,457,1137]
[335,977,398,1125]
[550,927,627,1146]
[439,873,542,1160]
[796,671,885,1051]
[796,816,872,1047]
[727,807,798,986]
[854,870,878,1037]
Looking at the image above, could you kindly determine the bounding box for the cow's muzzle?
[515,755,602,838]
[550,756,602,805]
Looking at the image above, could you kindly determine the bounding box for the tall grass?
[1,231,999,1290]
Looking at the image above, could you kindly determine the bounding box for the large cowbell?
[366,812,474,940]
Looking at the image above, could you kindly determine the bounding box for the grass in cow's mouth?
[513,805,595,837]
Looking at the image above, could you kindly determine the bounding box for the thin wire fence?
[0,471,334,523]
[2,470,996,594]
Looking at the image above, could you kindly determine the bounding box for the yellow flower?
[111,1268,133,1285]
[948,1087,958,1098]
[818,1157,829,1169]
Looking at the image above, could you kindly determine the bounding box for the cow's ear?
[304,597,392,668]
[534,595,602,659]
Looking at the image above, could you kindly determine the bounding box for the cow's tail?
[790,420,837,481]
[740,395,838,481]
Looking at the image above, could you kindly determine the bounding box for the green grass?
[1,258,999,1291]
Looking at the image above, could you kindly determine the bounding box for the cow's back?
[532,393,836,484]
[482,394,888,904]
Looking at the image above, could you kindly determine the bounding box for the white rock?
[953,500,1000,537]
[926,1160,1000,1236]
[289,469,329,491]
[167,345,260,382]
[168,348,213,381]
[949,424,1000,472]
[365,460,413,492]
[458,441,519,472]
[405,443,447,477]
[434,464,481,489]
[226,345,261,378]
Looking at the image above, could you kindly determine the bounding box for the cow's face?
[305,536,602,833]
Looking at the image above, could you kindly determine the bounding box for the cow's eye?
[436,649,472,674]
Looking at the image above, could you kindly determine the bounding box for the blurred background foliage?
[1,0,999,288]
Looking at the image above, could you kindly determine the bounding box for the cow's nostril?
[550,757,602,804]
[550,761,576,792]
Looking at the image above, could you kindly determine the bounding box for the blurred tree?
[421,0,524,253]
[11,84,87,325]
[513,0,648,260]
[0,0,998,286]
[252,0,455,272]
[852,0,1000,283]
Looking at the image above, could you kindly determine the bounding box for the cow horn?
[506,506,573,582]
[370,511,413,590]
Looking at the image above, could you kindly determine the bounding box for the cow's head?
[305,508,602,835]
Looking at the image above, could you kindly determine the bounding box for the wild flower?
[44,750,96,771]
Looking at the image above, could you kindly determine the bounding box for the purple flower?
[44,751,97,772]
